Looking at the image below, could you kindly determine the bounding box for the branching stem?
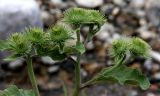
[80,56,126,90]
[26,55,40,96]
[72,28,81,96]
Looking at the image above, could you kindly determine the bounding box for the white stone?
[154,72,160,79]
[41,56,56,65]
[0,0,36,7]
[147,93,156,96]
[145,0,160,9]
[96,31,109,41]
[130,0,145,8]
[151,51,160,63]
[129,90,138,96]
[96,23,115,42]
[75,0,103,8]
[113,0,126,6]
[86,41,94,50]
[48,66,59,73]
[0,0,42,39]
[51,0,63,5]
[9,58,24,68]
[41,11,51,22]
[144,59,152,70]
[137,26,156,39]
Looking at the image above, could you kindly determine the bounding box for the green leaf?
[48,49,66,60]
[75,42,85,54]
[95,65,150,90]
[0,85,35,96]
[0,40,9,51]
[4,54,22,61]
[36,45,66,60]
[19,89,35,96]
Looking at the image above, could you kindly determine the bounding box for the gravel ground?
[0,0,160,96]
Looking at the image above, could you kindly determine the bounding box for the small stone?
[48,66,59,73]
[41,10,55,27]
[130,0,145,8]
[153,72,160,79]
[146,6,160,27]
[145,0,160,9]
[112,7,120,16]
[70,56,77,62]
[75,0,103,8]
[151,51,160,63]
[81,69,88,77]
[86,41,94,50]
[129,90,138,96]
[98,23,115,34]
[113,0,126,6]
[131,63,141,71]
[137,26,156,40]
[112,33,120,40]
[8,58,24,69]
[150,84,159,90]
[144,59,152,70]
[136,10,145,18]
[97,46,107,60]
[139,18,147,25]
[152,64,160,72]
[41,56,56,65]
[147,93,156,96]
[96,23,116,43]
[96,31,109,41]
[101,4,114,16]
[50,0,63,5]
[82,62,102,74]
[41,10,51,21]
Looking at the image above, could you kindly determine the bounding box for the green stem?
[80,79,94,90]
[72,29,81,96]
[84,25,93,46]
[26,55,40,96]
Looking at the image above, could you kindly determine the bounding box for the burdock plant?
[0,8,151,96]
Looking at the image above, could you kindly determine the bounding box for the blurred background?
[0,0,160,96]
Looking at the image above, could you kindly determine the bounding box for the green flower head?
[63,8,105,26]
[130,37,151,58]
[8,33,31,55]
[48,23,73,43]
[109,37,151,62]
[109,38,130,61]
[25,27,45,44]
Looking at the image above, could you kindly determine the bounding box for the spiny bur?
[8,33,31,56]
[25,27,45,44]
[63,8,105,26]
[130,37,151,58]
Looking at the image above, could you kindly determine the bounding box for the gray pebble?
[75,0,103,8]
